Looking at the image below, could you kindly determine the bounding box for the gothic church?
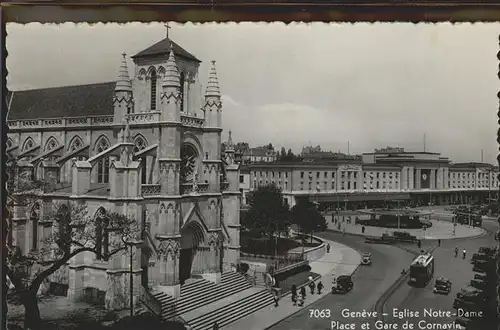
[6,36,241,309]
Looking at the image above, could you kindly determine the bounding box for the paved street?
[267,232,415,330]
[385,219,498,329]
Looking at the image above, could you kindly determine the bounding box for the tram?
[409,253,434,286]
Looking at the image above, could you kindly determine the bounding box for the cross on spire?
[164,23,171,39]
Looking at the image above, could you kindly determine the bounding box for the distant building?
[244,148,499,209]
[242,147,277,164]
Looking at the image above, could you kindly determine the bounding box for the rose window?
[181,144,198,183]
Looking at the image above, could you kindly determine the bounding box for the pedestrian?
[309,280,316,295]
[462,249,466,259]
[300,286,306,299]
[291,284,297,299]
[273,290,280,307]
[342,228,346,236]
[298,295,304,306]
[362,226,365,234]
[454,247,458,257]
[317,281,324,294]
[213,322,219,330]
[438,239,441,247]
[326,243,331,253]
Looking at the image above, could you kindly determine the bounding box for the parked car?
[361,253,372,265]
[470,279,487,291]
[471,253,491,264]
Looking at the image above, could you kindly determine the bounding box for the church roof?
[7,82,116,120]
[132,38,201,63]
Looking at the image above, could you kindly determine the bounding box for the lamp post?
[397,200,401,230]
[129,243,133,317]
[125,238,140,317]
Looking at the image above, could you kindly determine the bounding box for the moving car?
[433,277,451,294]
[361,253,372,265]
[331,275,353,294]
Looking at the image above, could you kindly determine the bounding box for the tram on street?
[409,253,434,286]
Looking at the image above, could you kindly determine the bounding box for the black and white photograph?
[4,22,500,330]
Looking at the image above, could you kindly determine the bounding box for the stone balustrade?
[181,115,204,128]
[8,115,114,130]
[141,184,161,196]
[126,112,161,124]
[9,112,206,131]
[180,182,209,195]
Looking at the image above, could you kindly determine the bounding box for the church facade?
[7,37,241,309]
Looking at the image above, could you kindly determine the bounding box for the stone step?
[161,273,252,320]
[188,289,274,330]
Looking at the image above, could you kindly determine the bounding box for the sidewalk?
[221,240,361,330]
[326,216,485,240]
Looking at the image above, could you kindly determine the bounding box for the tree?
[243,184,289,242]
[267,143,274,151]
[5,158,140,329]
[290,199,327,243]
[279,147,286,161]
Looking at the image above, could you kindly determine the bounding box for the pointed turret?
[159,45,181,123]
[203,60,222,128]
[115,52,132,92]
[205,60,221,98]
[163,46,181,89]
[113,53,134,124]
[225,130,235,165]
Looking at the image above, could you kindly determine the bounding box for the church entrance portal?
[179,221,205,285]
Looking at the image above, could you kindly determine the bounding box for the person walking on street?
[327,243,331,253]
[454,247,458,257]
[317,281,324,294]
[300,286,306,300]
[291,284,297,304]
[361,226,365,234]
[462,249,467,259]
[273,290,280,307]
[309,280,316,295]
[438,239,441,247]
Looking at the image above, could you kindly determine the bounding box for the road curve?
[267,232,415,330]
[384,220,498,330]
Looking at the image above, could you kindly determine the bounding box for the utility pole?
[423,133,426,152]
[481,149,483,163]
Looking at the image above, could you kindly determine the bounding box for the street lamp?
[397,200,401,230]
[124,238,141,317]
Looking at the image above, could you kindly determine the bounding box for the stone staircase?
[153,272,254,321]
[186,288,275,330]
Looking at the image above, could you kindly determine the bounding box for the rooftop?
[7,82,116,120]
[132,37,201,62]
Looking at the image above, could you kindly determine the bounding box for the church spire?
[227,130,234,149]
[115,52,132,92]
[205,60,221,98]
[163,48,180,88]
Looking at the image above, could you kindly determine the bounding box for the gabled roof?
[132,38,201,63]
[8,82,116,120]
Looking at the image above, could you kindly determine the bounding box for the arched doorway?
[179,221,205,285]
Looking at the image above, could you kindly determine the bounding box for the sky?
[6,22,500,164]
